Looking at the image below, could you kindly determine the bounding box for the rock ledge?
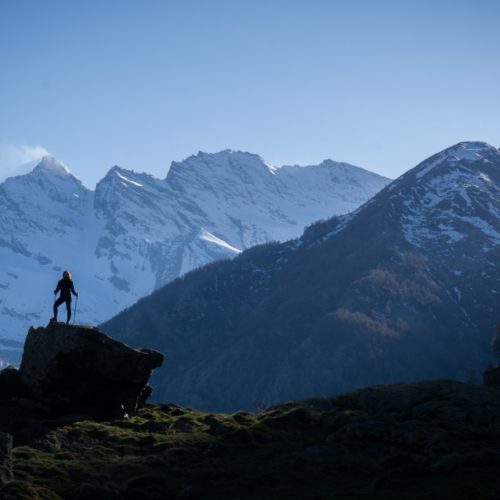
[14,322,163,419]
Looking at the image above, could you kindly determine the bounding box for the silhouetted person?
[51,270,78,324]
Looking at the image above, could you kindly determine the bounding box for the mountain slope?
[103,141,500,412]
[0,151,388,359]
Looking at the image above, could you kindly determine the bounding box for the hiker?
[51,270,78,324]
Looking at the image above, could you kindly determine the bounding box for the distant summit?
[33,155,72,175]
[402,141,499,183]
[442,141,498,160]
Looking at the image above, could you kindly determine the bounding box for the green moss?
[0,481,62,500]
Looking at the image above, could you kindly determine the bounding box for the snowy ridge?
[399,142,500,247]
[0,150,389,350]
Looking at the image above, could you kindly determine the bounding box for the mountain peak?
[176,149,268,167]
[401,141,499,183]
[105,165,126,177]
[34,155,72,176]
[167,149,276,184]
[100,165,152,188]
[441,141,498,161]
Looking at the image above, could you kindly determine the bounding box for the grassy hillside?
[3,380,500,499]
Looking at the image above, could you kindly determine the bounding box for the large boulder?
[18,323,164,419]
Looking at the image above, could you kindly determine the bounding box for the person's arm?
[54,280,61,295]
[71,281,78,296]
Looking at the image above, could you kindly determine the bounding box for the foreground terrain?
[2,379,500,499]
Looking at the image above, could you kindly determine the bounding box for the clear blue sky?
[1,0,499,187]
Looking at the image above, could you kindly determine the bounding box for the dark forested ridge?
[103,142,500,412]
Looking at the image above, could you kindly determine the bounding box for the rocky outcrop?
[14,323,163,419]
[0,433,13,486]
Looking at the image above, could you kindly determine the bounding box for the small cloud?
[0,143,51,181]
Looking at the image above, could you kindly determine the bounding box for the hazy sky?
[1,0,499,187]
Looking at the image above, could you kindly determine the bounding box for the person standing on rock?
[51,270,78,324]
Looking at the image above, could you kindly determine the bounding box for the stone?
[172,418,197,432]
[0,432,13,486]
[32,431,63,453]
[19,323,164,419]
[137,384,153,407]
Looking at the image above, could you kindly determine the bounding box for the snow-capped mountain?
[0,150,389,361]
[102,142,500,412]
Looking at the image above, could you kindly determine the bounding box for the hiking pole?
[73,295,78,325]
[51,291,56,323]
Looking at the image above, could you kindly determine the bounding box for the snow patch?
[115,170,143,187]
[264,162,278,175]
[479,173,492,184]
[199,229,242,254]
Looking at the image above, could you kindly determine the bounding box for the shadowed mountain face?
[103,142,500,412]
[0,151,388,360]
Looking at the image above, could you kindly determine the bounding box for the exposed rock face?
[0,432,13,486]
[18,323,163,419]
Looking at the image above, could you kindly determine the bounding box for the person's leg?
[52,297,65,321]
[65,299,72,324]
